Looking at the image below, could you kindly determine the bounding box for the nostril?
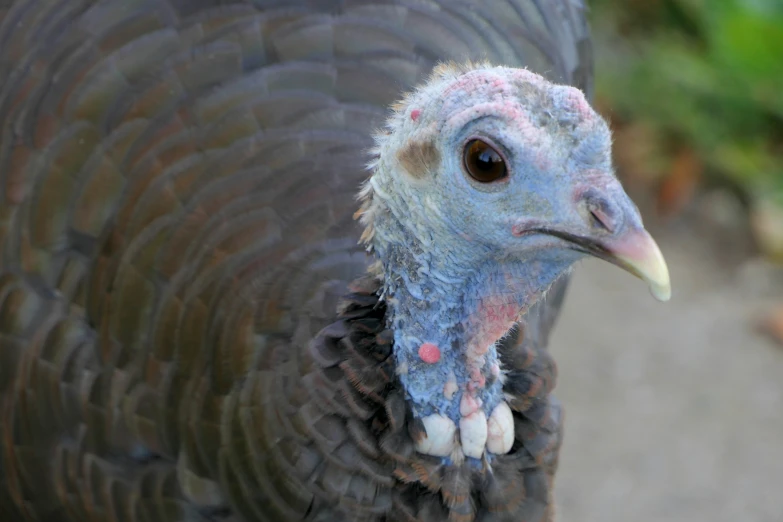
[586,200,616,234]
[589,208,612,232]
[576,187,621,234]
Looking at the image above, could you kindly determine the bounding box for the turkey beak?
[576,188,672,302]
[597,227,671,302]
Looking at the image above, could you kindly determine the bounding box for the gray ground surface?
[551,207,783,522]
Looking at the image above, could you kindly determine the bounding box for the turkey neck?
[371,205,571,424]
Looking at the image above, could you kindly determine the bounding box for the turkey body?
[0,1,592,520]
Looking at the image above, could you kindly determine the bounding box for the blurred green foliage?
[590,0,783,203]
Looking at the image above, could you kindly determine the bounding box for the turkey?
[0,1,671,521]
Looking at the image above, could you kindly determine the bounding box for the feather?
[0,0,594,520]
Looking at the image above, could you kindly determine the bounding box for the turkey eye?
[463,139,507,183]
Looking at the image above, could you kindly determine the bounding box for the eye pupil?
[463,139,507,182]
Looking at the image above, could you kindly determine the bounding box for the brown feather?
[0,1,591,520]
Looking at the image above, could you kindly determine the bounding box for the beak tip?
[643,242,671,303]
[649,280,672,302]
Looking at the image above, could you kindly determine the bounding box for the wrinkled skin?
[361,63,669,462]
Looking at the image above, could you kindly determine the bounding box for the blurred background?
[552,1,783,520]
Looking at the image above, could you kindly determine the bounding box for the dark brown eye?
[463,139,507,182]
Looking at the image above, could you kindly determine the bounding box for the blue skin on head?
[362,65,649,455]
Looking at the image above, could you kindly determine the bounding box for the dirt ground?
[550,198,783,522]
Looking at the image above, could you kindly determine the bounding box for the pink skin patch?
[467,368,486,393]
[418,343,441,364]
[466,294,519,363]
[410,109,421,122]
[511,220,536,237]
[461,291,521,395]
[565,89,593,120]
[509,68,546,85]
[460,393,482,417]
[441,70,516,101]
[446,101,532,134]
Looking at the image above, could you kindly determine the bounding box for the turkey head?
[359,63,671,461]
